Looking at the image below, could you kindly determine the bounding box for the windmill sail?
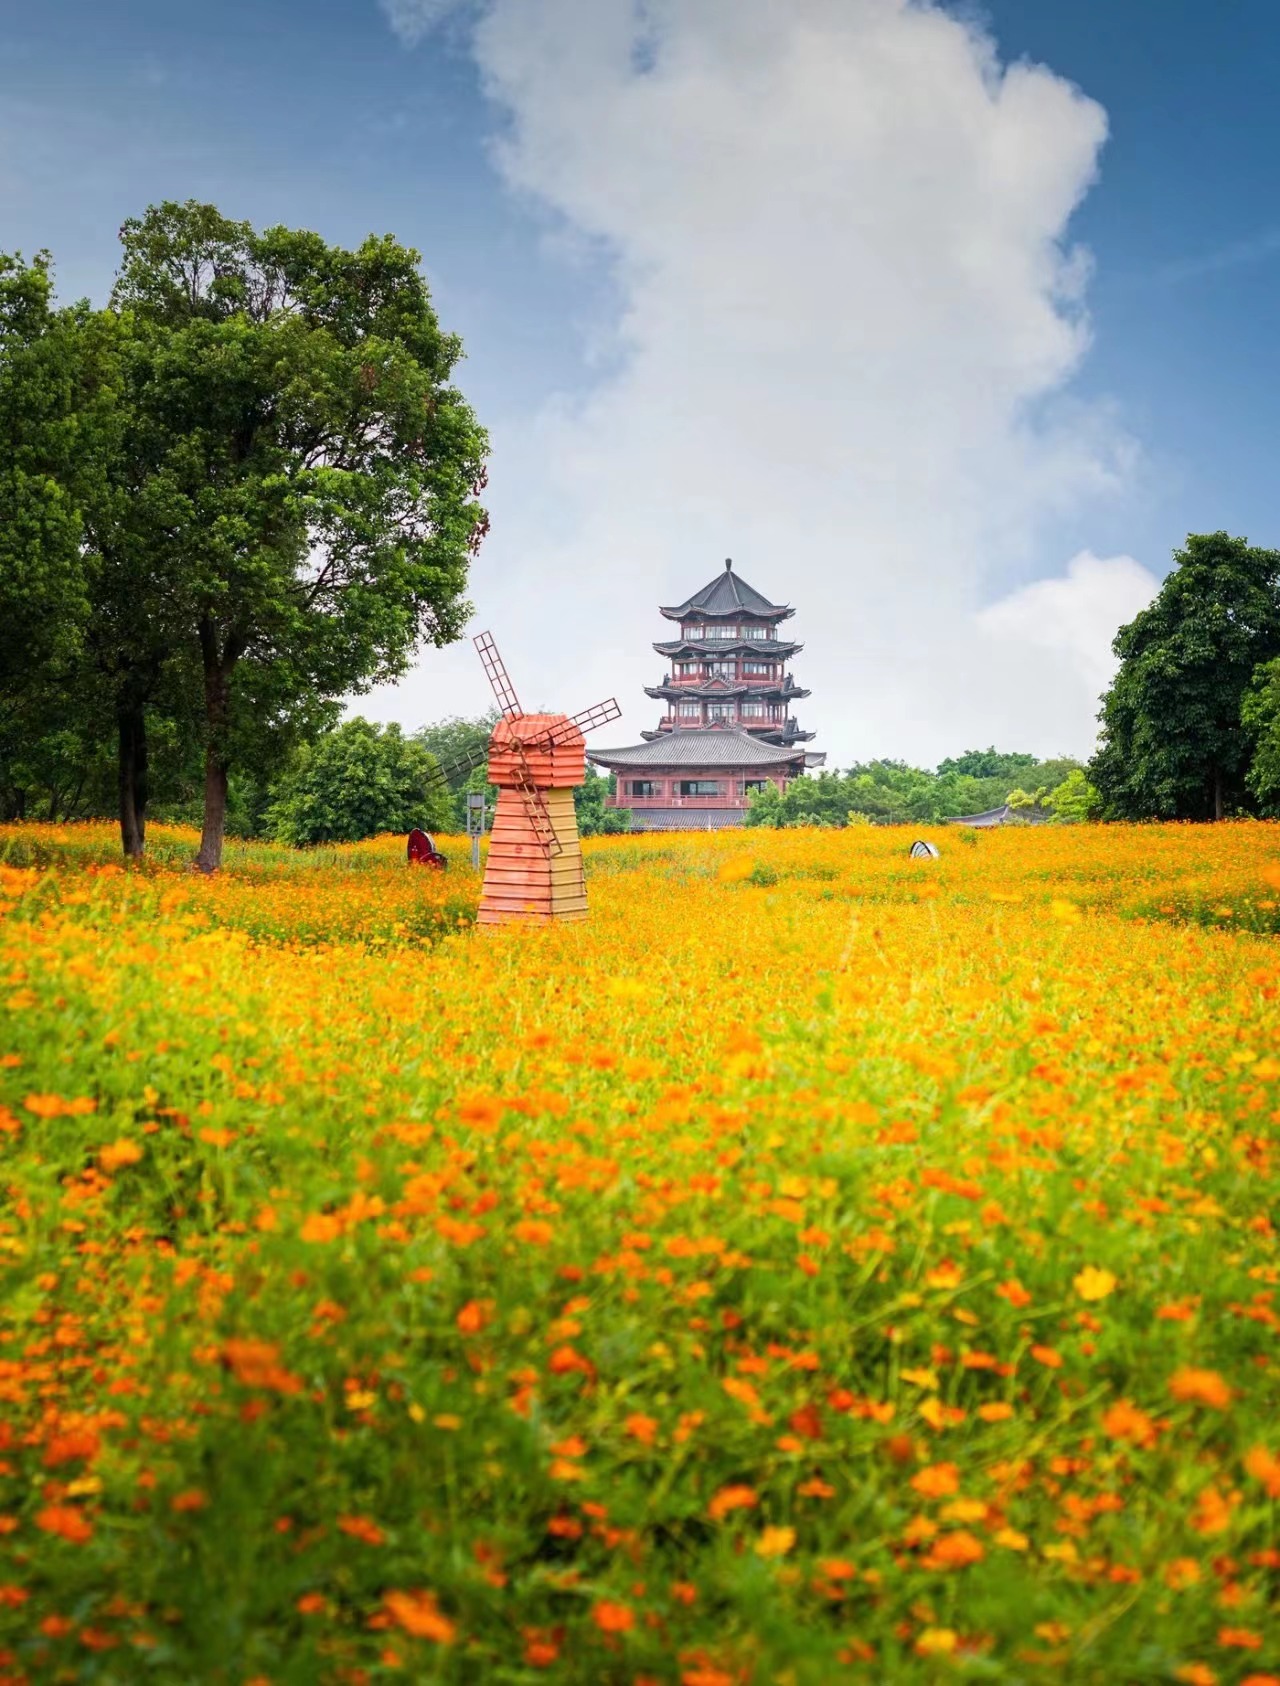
[474,631,523,719]
[543,698,622,746]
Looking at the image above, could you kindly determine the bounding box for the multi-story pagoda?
[589,559,824,830]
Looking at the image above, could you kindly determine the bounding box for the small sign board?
[466,792,487,836]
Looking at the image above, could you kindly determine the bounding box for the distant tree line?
[745,749,1091,829]
[0,202,488,869]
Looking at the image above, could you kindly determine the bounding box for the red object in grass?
[407,830,447,869]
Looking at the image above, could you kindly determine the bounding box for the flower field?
[0,820,1277,1684]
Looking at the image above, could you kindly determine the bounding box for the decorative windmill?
[407,631,621,926]
[473,632,620,925]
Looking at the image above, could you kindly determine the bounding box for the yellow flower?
[1073,1266,1117,1301]
[754,1525,796,1558]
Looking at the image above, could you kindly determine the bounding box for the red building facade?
[589,560,823,830]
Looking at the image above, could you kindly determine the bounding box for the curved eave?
[645,685,811,703]
[658,605,796,623]
[653,640,801,659]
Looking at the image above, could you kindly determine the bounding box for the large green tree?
[0,254,122,824]
[91,200,488,870]
[1091,533,1280,820]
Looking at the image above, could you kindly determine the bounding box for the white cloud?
[379,0,470,47]
[972,550,1159,738]
[370,0,1148,765]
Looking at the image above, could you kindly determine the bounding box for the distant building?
[588,559,824,831]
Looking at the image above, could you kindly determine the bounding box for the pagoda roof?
[660,559,794,622]
[645,677,810,701]
[588,729,808,771]
[654,638,800,658]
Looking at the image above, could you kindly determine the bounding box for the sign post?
[466,790,486,871]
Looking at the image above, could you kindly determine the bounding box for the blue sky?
[3,0,1278,760]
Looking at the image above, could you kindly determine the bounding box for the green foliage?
[745,754,1086,829]
[1045,768,1100,824]
[1242,655,1280,816]
[1006,786,1048,811]
[414,712,498,828]
[936,747,1039,782]
[1091,532,1280,820]
[266,718,452,846]
[575,766,631,836]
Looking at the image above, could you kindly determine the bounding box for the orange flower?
[513,1218,555,1246]
[383,1590,456,1644]
[1190,1486,1235,1536]
[591,1600,635,1634]
[170,1490,208,1513]
[338,1515,386,1545]
[911,1463,960,1498]
[1243,1445,1280,1498]
[24,1093,67,1118]
[1030,1345,1063,1369]
[299,1212,343,1243]
[98,1137,143,1173]
[1169,1368,1232,1409]
[922,1530,985,1569]
[707,1484,759,1522]
[1101,1399,1158,1447]
[35,1504,93,1544]
[455,1299,492,1336]
[220,1338,303,1396]
[1218,1629,1262,1651]
[996,1280,1032,1309]
[625,1413,659,1446]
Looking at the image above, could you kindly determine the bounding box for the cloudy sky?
[4,0,1278,764]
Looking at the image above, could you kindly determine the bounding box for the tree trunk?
[1213,767,1224,822]
[118,703,149,859]
[194,620,239,874]
[194,745,229,873]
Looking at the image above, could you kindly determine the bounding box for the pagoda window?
[742,778,770,792]
[705,660,736,677]
[679,780,721,796]
[705,624,738,640]
[741,624,770,639]
[678,701,702,718]
[683,624,705,640]
[741,701,766,719]
[707,702,736,721]
[628,780,662,797]
[675,661,697,676]
[742,660,772,675]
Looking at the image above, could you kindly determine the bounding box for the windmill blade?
[543,698,623,747]
[474,631,523,719]
[423,742,489,795]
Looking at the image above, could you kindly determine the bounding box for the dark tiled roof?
[627,808,747,831]
[653,639,799,658]
[660,560,793,621]
[944,804,1053,827]
[588,729,807,770]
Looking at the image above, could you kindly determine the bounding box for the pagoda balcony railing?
[653,715,790,731]
[655,673,794,689]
